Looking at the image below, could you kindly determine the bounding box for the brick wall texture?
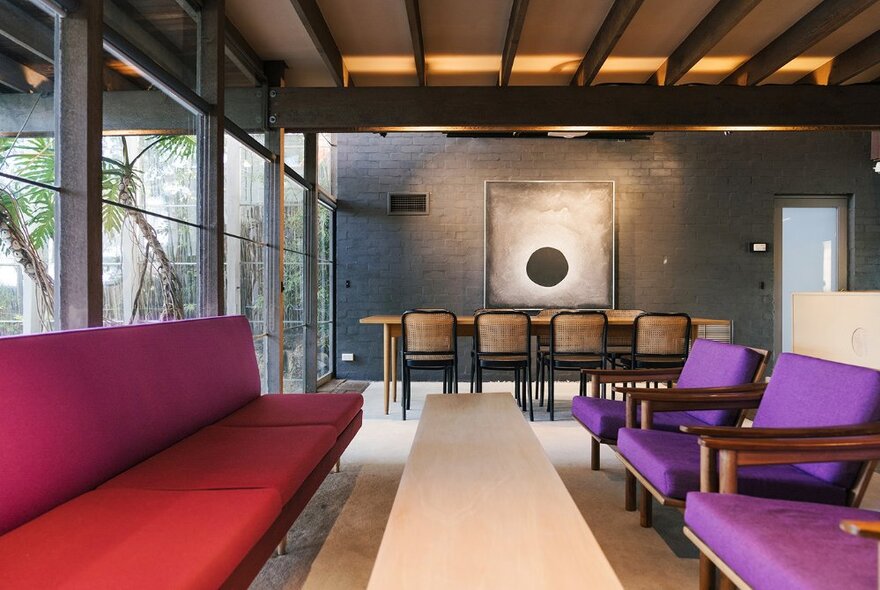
[334,132,880,381]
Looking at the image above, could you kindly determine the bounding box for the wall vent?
[387,192,429,216]
[697,323,732,344]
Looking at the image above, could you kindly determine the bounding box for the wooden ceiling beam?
[288,0,349,87]
[268,85,880,132]
[0,0,54,63]
[0,51,51,94]
[499,0,530,86]
[723,0,879,86]
[652,0,761,85]
[571,0,644,86]
[403,0,426,86]
[799,30,880,84]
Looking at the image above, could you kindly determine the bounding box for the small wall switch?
[341,353,355,362]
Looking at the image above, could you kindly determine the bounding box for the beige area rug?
[250,381,880,589]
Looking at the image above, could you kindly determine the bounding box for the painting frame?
[483,179,616,310]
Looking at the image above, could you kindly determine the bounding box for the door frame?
[773,196,849,357]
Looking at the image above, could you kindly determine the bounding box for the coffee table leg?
[391,336,398,403]
[383,324,391,415]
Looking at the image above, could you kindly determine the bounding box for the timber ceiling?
[226,0,880,88]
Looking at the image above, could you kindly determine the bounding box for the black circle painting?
[526,247,569,287]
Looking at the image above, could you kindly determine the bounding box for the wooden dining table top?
[360,314,730,326]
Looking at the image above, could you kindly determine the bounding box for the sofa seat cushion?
[0,487,280,590]
[218,393,364,434]
[102,425,337,504]
[572,396,709,440]
[685,492,879,590]
[617,428,848,504]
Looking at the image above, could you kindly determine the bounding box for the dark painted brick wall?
[334,132,880,381]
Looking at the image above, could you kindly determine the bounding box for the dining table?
[359,313,731,415]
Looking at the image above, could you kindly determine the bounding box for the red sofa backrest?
[0,316,261,535]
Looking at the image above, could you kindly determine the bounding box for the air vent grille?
[387,192,429,216]
[696,323,732,344]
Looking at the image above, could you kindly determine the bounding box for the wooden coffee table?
[367,393,622,589]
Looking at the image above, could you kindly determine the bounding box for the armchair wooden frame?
[683,427,880,590]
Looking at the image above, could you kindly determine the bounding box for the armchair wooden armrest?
[682,422,880,438]
[622,386,766,429]
[581,366,683,385]
[696,429,880,494]
[840,520,880,540]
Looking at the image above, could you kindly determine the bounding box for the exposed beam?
[723,0,879,85]
[172,0,201,21]
[268,85,880,132]
[499,0,529,86]
[225,18,266,86]
[652,0,761,85]
[403,0,425,85]
[0,0,54,62]
[799,30,880,85]
[288,0,348,87]
[571,0,643,86]
[30,0,79,17]
[0,52,51,93]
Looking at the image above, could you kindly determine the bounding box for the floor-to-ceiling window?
[316,133,336,383]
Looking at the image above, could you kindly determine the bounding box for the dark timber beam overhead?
[0,0,54,62]
[571,0,643,86]
[268,85,880,132]
[799,30,880,85]
[404,0,425,86]
[652,0,761,85]
[288,0,349,87]
[499,0,529,86]
[723,0,879,86]
[0,52,51,93]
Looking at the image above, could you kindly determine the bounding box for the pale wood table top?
[360,314,729,326]
[367,393,623,590]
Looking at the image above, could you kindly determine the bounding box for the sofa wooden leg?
[639,486,653,528]
[334,459,341,473]
[275,536,289,557]
[625,471,636,511]
[699,554,718,590]
[590,438,600,471]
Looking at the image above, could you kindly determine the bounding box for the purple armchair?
[617,353,880,529]
[684,430,880,589]
[573,339,768,470]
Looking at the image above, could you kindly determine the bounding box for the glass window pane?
[225,235,267,391]
[318,323,332,379]
[102,204,198,325]
[318,262,332,322]
[104,0,199,93]
[284,133,305,176]
[317,133,333,193]
[224,134,265,243]
[284,176,305,253]
[318,203,332,261]
[0,178,55,334]
[283,325,305,393]
[283,255,304,326]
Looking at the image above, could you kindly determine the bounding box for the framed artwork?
[484,180,615,309]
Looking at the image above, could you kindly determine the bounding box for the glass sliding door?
[283,177,306,392]
[318,201,335,381]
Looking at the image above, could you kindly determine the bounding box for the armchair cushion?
[685,492,879,590]
[676,339,764,425]
[572,396,710,440]
[618,428,848,504]
[753,353,880,488]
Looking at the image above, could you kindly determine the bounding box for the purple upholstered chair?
[618,353,880,529]
[684,429,880,589]
[573,339,768,470]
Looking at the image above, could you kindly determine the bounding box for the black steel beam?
[225,18,266,85]
[0,51,51,93]
[499,0,529,86]
[403,0,425,85]
[287,0,348,87]
[571,0,643,86]
[268,84,880,131]
[723,0,878,85]
[0,0,54,61]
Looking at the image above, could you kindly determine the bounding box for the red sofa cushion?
[0,316,261,535]
[102,425,337,504]
[0,488,280,589]
[218,393,364,434]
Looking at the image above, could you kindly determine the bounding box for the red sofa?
[0,316,363,589]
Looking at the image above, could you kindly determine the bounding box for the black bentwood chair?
[400,309,458,420]
[473,310,533,421]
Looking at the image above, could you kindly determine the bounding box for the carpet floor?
[250,381,880,589]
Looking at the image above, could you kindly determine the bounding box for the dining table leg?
[391,336,398,404]
[383,324,391,415]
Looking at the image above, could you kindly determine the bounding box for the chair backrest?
[632,312,691,359]
[537,308,574,346]
[475,310,530,355]
[675,340,768,426]
[0,316,261,536]
[606,309,644,348]
[402,310,457,354]
[550,310,607,355]
[753,353,880,489]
